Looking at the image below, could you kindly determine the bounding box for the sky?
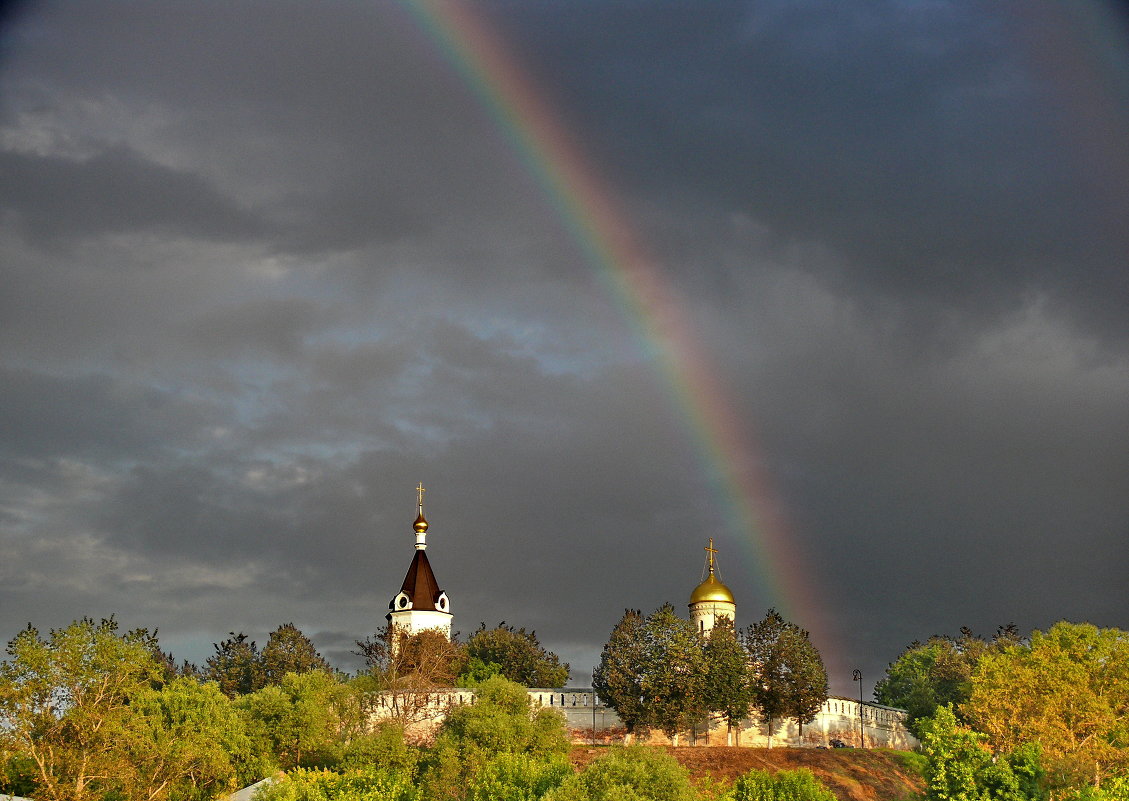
[1,0,1127,698]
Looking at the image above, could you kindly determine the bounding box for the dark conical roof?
[394,549,444,611]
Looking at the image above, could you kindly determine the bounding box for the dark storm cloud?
[0,0,1126,695]
[498,1,1129,336]
[0,146,268,245]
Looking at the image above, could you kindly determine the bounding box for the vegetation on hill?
[593,605,828,747]
[2,615,1127,800]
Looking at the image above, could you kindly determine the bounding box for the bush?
[544,746,697,801]
[340,722,419,775]
[253,765,420,801]
[726,769,837,801]
[465,752,573,801]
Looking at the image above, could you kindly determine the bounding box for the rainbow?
[401,0,832,650]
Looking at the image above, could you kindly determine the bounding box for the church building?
[387,484,452,639]
[378,486,916,750]
[689,537,736,635]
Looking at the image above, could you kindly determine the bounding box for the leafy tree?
[0,752,37,797]
[703,617,755,745]
[0,617,162,801]
[875,625,1019,736]
[638,603,708,745]
[354,624,464,726]
[239,670,360,771]
[728,768,838,801]
[456,656,503,688]
[261,623,331,685]
[114,676,269,801]
[339,721,420,774]
[593,609,648,741]
[919,705,1046,801]
[462,623,570,688]
[205,632,264,697]
[419,676,569,801]
[965,622,1129,791]
[544,745,698,801]
[743,609,828,742]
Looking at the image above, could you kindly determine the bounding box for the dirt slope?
[569,746,925,801]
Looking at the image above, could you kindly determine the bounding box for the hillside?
[570,746,926,801]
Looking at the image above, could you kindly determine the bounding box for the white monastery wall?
[378,688,918,750]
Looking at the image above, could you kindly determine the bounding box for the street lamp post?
[852,669,864,748]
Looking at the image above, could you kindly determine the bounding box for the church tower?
[689,538,735,635]
[387,484,452,639]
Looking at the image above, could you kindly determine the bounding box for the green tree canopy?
[462,623,569,688]
[875,625,1019,735]
[638,603,708,744]
[593,609,648,738]
[0,617,163,801]
[420,676,570,800]
[703,617,755,744]
[205,632,265,697]
[919,705,1045,801]
[260,623,331,685]
[116,676,270,801]
[964,621,1129,790]
[544,745,698,801]
[743,609,828,737]
[239,669,360,771]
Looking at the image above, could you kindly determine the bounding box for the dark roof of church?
[394,549,444,611]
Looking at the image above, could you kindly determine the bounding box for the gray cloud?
[1,0,1126,695]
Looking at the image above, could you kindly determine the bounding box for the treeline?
[0,616,568,800]
[875,620,1129,801]
[595,605,828,745]
[248,677,838,801]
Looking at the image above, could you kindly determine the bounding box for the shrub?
[340,722,419,775]
[726,768,837,801]
[253,765,420,801]
[545,746,697,801]
[465,752,573,801]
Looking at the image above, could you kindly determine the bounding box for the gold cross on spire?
[705,537,717,573]
[416,482,426,509]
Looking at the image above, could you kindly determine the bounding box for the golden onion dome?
[413,510,429,534]
[690,572,735,604]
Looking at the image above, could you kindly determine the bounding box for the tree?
[114,677,269,801]
[260,623,331,685]
[743,609,828,743]
[875,625,1018,736]
[638,603,708,745]
[462,623,570,688]
[354,624,464,726]
[919,705,1046,801]
[593,609,648,742]
[702,617,754,745]
[420,676,570,800]
[239,670,359,771]
[0,617,162,801]
[205,632,264,697]
[964,622,1129,791]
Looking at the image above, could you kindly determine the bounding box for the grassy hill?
[570,746,927,801]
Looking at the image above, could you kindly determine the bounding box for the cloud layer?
[1,0,1127,693]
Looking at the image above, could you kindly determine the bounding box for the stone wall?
[373,687,918,750]
[527,689,919,750]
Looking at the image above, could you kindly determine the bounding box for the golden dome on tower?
[690,537,735,605]
[690,572,735,604]
[413,482,429,533]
